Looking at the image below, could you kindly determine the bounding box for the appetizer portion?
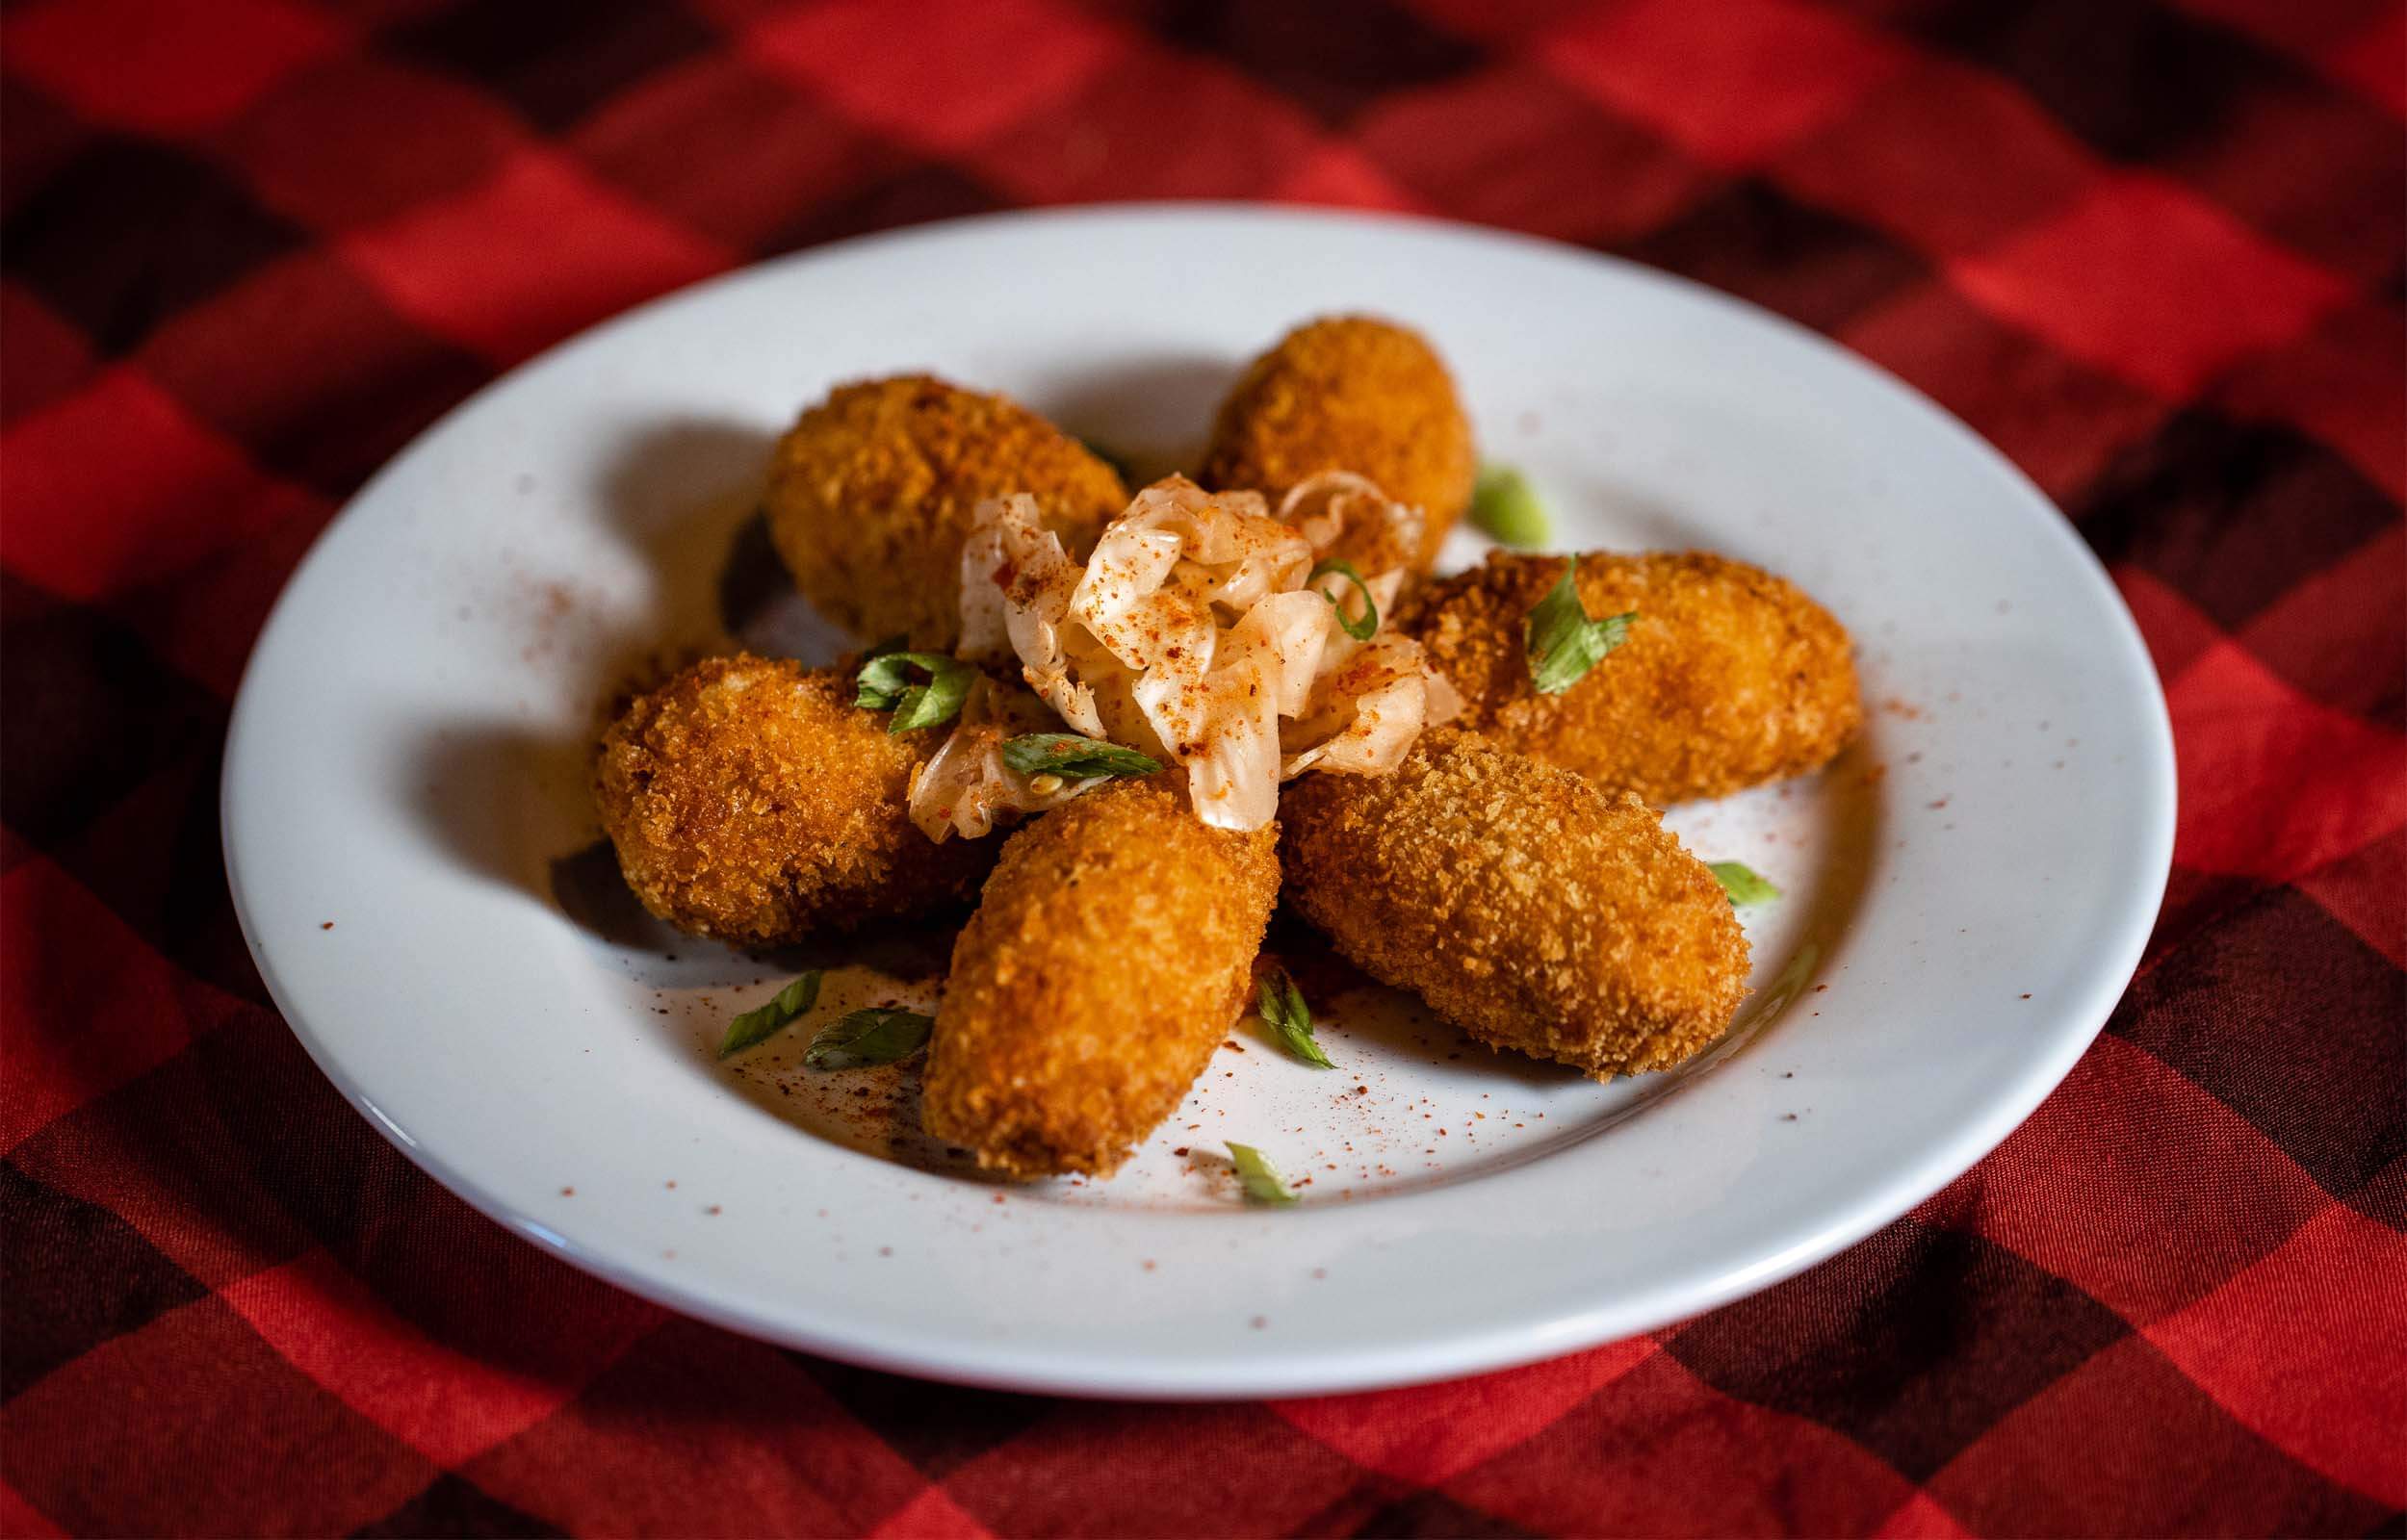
[1280,728,1749,1079]
[589,316,1870,1192]
[1202,316,1475,571]
[594,654,996,947]
[1407,552,1861,804]
[922,782,1280,1177]
[766,374,1127,648]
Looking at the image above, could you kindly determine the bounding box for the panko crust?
[1406,552,1862,805]
[594,654,994,948]
[922,782,1281,1179]
[766,374,1127,648]
[1201,316,1475,570]
[1280,730,1748,1079]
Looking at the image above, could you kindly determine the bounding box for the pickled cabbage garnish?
[1277,470,1425,579]
[951,475,1446,832]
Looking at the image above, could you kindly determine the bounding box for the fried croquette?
[765,375,1127,648]
[1201,317,1475,570]
[594,654,995,948]
[1406,552,1861,804]
[1280,729,1748,1079]
[922,782,1281,1178]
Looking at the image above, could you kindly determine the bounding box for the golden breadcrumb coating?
[594,654,994,948]
[1280,730,1748,1079]
[1201,316,1475,570]
[922,782,1280,1178]
[766,374,1127,648]
[1406,552,1861,805]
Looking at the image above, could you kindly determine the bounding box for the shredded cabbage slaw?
[914,474,1453,837]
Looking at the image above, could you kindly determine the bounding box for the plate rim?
[221,201,2177,1398]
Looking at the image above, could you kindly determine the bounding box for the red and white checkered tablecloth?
[3,1,2401,1534]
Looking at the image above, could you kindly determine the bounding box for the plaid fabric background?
[3,0,2402,1533]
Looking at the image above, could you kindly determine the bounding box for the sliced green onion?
[1471,466,1550,548]
[999,732,1162,781]
[1227,1142,1299,1205]
[855,652,976,733]
[1255,968,1333,1068]
[803,1008,934,1069]
[1524,561,1633,695]
[1710,861,1781,907]
[718,973,821,1058]
[1309,558,1379,642]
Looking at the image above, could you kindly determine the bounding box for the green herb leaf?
[718,972,822,1058]
[1255,968,1333,1068]
[1308,558,1379,642]
[855,652,976,732]
[1471,466,1551,548]
[999,732,1163,781]
[1709,860,1782,907]
[1227,1142,1299,1205]
[1523,561,1634,695]
[803,1007,934,1069]
[853,651,918,707]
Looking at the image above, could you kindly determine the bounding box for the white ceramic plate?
[222,206,2173,1399]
